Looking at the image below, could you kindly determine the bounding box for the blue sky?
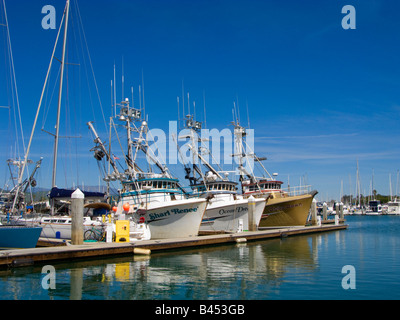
[1,0,400,201]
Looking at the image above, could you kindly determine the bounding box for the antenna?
[113,63,116,117]
[187,92,190,115]
[122,56,124,100]
[131,86,134,108]
[139,85,142,112]
[177,96,180,129]
[203,90,207,129]
[141,70,146,117]
[234,96,241,125]
[110,79,113,118]
[182,80,185,127]
[233,101,238,124]
[246,101,250,128]
[193,101,196,122]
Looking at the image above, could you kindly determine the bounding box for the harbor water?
[1,215,400,300]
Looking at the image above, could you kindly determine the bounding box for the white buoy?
[133,248,151,255]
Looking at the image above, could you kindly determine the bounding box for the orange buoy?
[112,206,118,212]
[123,203,130,211]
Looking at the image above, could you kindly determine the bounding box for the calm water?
[1,215,400,300]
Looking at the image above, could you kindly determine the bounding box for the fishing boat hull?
[0,226,42,249]
[258,191,317,228]
[200,197,265,232]
[125,198,207,239]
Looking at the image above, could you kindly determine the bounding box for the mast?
[51,0,70,190]
[356,159,361,207]
[11,1,67,215]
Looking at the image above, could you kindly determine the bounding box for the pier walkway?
[0,223,347,268]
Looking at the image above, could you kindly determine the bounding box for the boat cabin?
[191,181,238,194]
[368,200,382,213]
[242,179,283,194]
[122,177,182,195]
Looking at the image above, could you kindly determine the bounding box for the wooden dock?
[0,223,348,268]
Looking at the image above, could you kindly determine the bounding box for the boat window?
[157,181,162,188]
[162,181,167,188]
[167,182,171,189]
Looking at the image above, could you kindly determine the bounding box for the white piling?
[106,214,113,243]
[71,188,84,245]
[323,202,328,221]
[248,196,257,231]
[339,202,344,220]
[311,198,317,225]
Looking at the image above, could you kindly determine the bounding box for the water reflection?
[3,216,400,300]
[0,234,321,300]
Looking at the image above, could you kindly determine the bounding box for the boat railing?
[281,185,312,196]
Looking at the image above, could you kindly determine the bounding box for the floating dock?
[0,223,347,268]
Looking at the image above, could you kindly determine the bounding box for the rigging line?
[3,0,25,157]
[16,2,66,189]
[2,0,36,197]
[75,0,108,136]
[41,64,61,129]
[111,118,131,169]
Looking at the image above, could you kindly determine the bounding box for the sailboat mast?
[51,0,70,189]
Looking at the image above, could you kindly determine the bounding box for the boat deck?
[0,223,347,268]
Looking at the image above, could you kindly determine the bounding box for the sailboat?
[232,120,318,227]
[365,169,382,215]
[12,0,107,240]
[88,100,207,239]
[0,0,42,248]
[385,172,400,215]
[178,115,265,233]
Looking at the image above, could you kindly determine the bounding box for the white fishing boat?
[88,105,207,239]
[115,176,207,239]
[178,115,265,233]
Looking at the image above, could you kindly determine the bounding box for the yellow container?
[115,220,130,243]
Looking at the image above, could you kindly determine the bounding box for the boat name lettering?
[149,207,198,220]
[219,207,248,215]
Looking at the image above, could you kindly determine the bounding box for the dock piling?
[248,196,257,231]
[71,188,84,245]
[339,202,344,220]
[323,202,328,221]
[311,198,317,225]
